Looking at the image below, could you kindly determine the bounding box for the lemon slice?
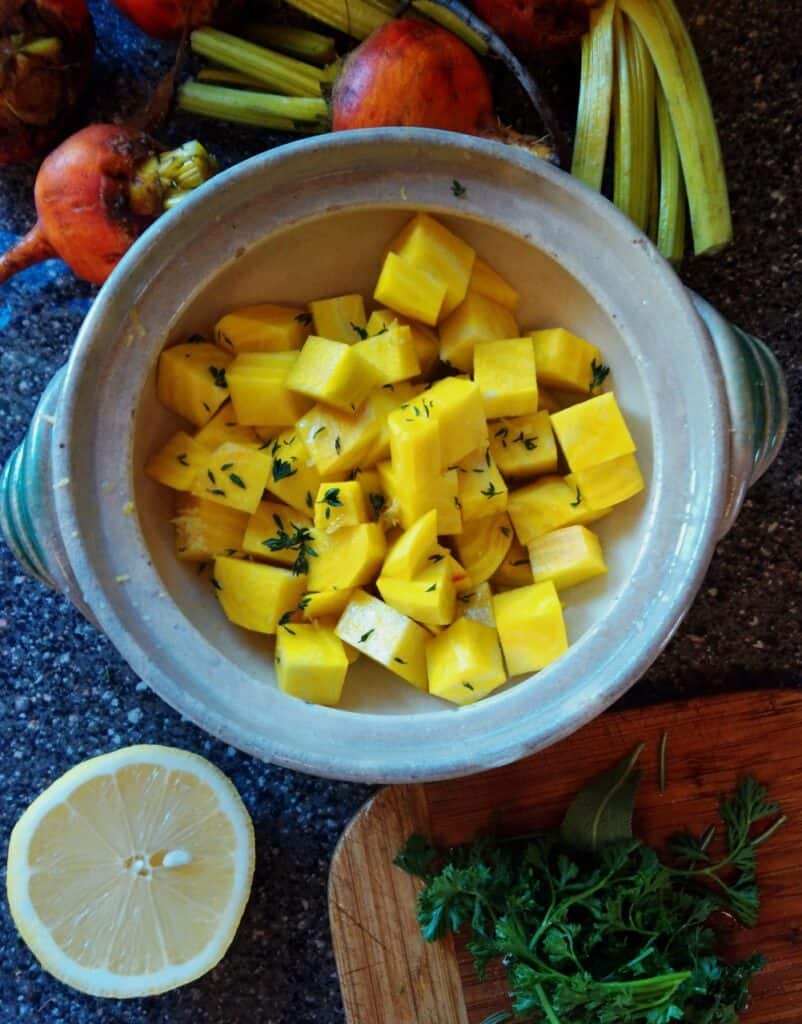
[6,745,254,998]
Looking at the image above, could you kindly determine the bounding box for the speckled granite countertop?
[0,0,800,1020]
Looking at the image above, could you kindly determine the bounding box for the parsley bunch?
[395,751,784,1024]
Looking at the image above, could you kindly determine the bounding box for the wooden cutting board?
[329,690,802,1023]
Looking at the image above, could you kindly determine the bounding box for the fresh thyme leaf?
[319,487,343,508]
[294,311,313,325]
[451,179,467,198]
[220,462,234,470]
[359,629,374,643]
[229,473,246,489]
[306,491,314,510]
[369,493,385,520]
[590,358,611,392]
[277,610,294,627]
[334,436,342,455]
[312,426,327,439]
[570,486,582,508]
[350,322,369,340]
[176,453,189,466]
[209,365,228,389]
[481,481,500,499]
[428,553,445,563]
[394,657,407,664]
[425,583,437,592]
[272,457,297,482]
[264,520,317,575]
[211,577,222,591]
[208,488,226,496]
[207,469,216,484]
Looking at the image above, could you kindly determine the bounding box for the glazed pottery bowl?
[1,129,787,782]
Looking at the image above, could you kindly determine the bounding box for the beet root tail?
[0,222,55,285]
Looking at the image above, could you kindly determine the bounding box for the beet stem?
[178,82,330,132]
[240,22,337,66]
[0,223,55,286]
[190,28,325,98]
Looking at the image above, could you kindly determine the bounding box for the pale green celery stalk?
[571,0,615,191]
[618,0,731,254]
[197,68,273,89]
[409,1,487,53]
[190,28,324,98]
[282,0,391,40]
[656,84,686,262]
[178,82,330,132]
[240,22,337,65]
[612,11,636,222]
[627,19,656,232]
[647,150,659,242]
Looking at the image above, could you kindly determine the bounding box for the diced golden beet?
[191,441,272,515]
[307,523,386,591]
[263,431,322,513]
[309,293,367,344]
[388,406,441,490]
[377,559,456,626]
[275,622,349,706]
[146,431,207,491]
[359,382,426,467]
[368,309,440,377]
[439,293,519,372]
[454,512,513,585]
[390,213,475,319]
[529,328,602,392]
[489,410,558,479]
[379,461,462,534]
[528,525,607,590]
[214,303,309,353]
[336,589,429,690]
[458,581,495,628]
[157,342,232,427]
[551,393,636,473]
[382,509,438,578]
[214,555,305,634]
[353,324,421,385]
[314,481,368,533]
[473,338,538,420]
[285,335,381,412]
[493,581,568,674]
[227,352,313,427]
[301,586,354,620]
[468,258,519,311]
[315,618,361,665]
[296,402,381,478]
[426,618,506,705]
[507,475,609,545]
[491,536,534,589]
[457,447,508,521]
[172,495,248,561]
[426,377,488,467]
[194,404,258,449]
[374,251,447,327]
[537,387,562,414]
[572,453,645,511]
[442,552,474,595]
[242,500,314,567]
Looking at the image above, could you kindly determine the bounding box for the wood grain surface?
[329,690,802,1023]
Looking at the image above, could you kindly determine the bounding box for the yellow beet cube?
[572,453,645,510]
[378,461,462,534]
[377,559,456,626]
[353,324,421,385]
[157,342,232,427]
[426,618,506,705]
[458,581,495,628]
[194,404,258,449]
[307,523,386,591]
[242,500,313,568]
[355,382,424,468]
[227,352,313,427]
[309,293,367,344]
[172,495,248,561]
[367,309,439,377]
[374,251,447,327]
[296,401,381,478]
[191,441,272,515]
[454,511,513,585]
[551,393,636,472]
[314,481,368,533]
[507,475,609,545]
[146,431,207,491]
[529,328,602,392]
[390,213,475,319]
[493,581,568,674]
[214,555,305,634]
[382,509,439,578]
[336,589,429,690]
[275,622,349,706]
[527,525,607,590]
[285,335,381,412]
[489,410,558,479]
[491,535,534,589]
[388,405,441,490]
[457,447,508,521]
[264,431,322,513]
[426,377,488,467]
[442,552,474,595]
[468,258,519,311]
[473,337,538,419]
[214,303,309,353]
[301,586,354,620]
[439,292,519,372]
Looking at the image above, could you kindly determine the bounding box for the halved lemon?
[6,744,254,998]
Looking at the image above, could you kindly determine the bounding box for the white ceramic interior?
[51,130,729,781]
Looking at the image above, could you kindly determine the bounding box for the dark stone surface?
[0,0,799,1020]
